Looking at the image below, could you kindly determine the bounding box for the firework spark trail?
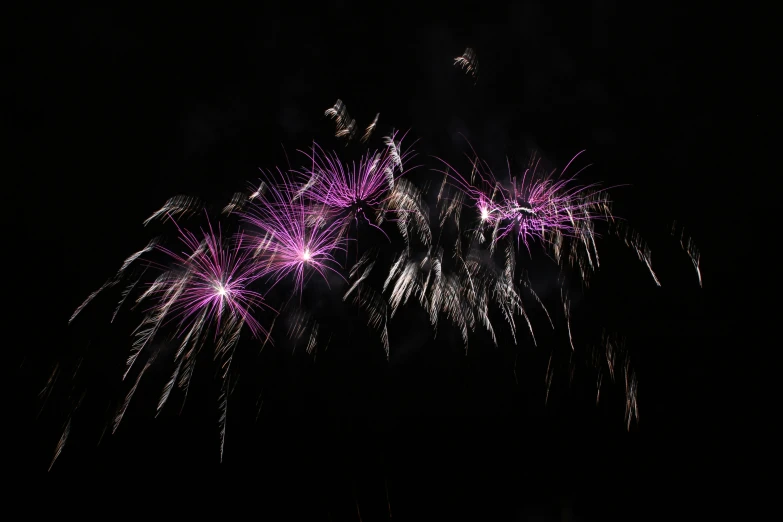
[344,247,378,297]
[336,120,356,140]
[613,221,660,286]
[325,99,356,142]
[49,417,71,472]
[218,372,231,462]
[305,321,319,354]
[284,306,322,354]
[361,113,380,143]
[48,388,86,471]
[95,403,112,447]
[569,351,576,385]
[169,336,203,411]
[344,249,392,357]
[518,270,553,329]
[381,177,432,248]
[214,313,243,462]
[111,269,147,323]
[69,238,159,324]
[223,192,248,215]
[114,352,156,433]
[286,308,308,345]
[672,221,702,287]
[584,330,639,430]
[156,358,182,416]
[379,244,495,353]
[545,352,554,405]
[596,370,603,405]
[454,47,479,81]
[38,363,60,418]
[459,245,542,347]
[248,181,267,200]
[177,343,200,414]
[625,364,639,430]
[242,169,348,296]
[143,195,203,226]
[380,246,522,354]
[561,285,574,351]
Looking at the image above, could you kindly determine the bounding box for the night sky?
[10,4,744,520]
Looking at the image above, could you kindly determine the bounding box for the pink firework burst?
[437,146,614,253]
[241,169,348,296]
[296,131,418,239]
[149,218,271,340]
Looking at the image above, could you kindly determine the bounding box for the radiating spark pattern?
[297,132,430,247]
[241,170,348,295]
[146,220,270,342]
[437,149,612,257]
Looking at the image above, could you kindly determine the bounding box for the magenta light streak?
[242,169,348,295]
[152,219,271,339]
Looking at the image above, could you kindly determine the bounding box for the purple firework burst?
[437,147,614,253]
[149,218,271,340]
[297,131,417,239]
[241,169,348,296]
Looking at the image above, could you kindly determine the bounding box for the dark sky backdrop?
[9,3,746,520]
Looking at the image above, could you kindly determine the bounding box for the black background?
[9,3,751,520]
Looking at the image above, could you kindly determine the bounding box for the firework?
[66,215,272,435]
[69,238,160,325]
[361,113,380,143]
[46,33,710,479]
[325,99,357,142]
[102,219,273,455]
[590,330,639,428]
[344,247,391,357]
[143,194,203,226]
[55,115,690,473]
[437,148,612,257]
[296,131,430,247]
[143,219,270,342]
[420,148,608,359]
[454,47,479,81]
[223,191,248,215]
[241,169,348,296]
[672,221,702,287]
[118,218,271,393]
